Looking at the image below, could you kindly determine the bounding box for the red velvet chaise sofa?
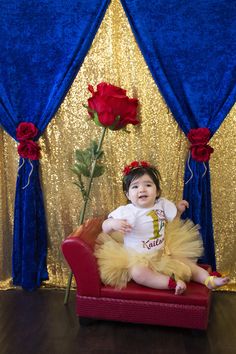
[62,217,212,330]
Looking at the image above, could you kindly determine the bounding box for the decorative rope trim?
[202,162,207,178]
[18,158,34,190]
[185,152,193,185]
[185,153,208,185]
[22,159,34,189]
[17,158,25,176]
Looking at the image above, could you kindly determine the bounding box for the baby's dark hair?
[122,164,161,197]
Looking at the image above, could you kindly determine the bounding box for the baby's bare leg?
[186,261,230,288]
[129,265,169,289]
[129,265,186,294]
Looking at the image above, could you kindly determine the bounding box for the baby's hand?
[176,200,189,215]
[111,219,132,233]
[102,218,132,234]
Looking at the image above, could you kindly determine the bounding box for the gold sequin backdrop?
[0,0,235,290]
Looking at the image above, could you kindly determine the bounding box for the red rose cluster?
[87,82,139,130]
[16,122,41,160]
[187,128,214,162]
[123,160,151,175]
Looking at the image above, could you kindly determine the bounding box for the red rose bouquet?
[187,128,214,162]
[185,127,214,184]
[17,140,41,161]
[16,122,41,160]
[16,122,38,141]
[16,122,41,189]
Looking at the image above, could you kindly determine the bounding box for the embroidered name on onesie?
[142,236,164,250]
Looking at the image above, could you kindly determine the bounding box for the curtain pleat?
[120,0,236,268]
[0,0,110,290]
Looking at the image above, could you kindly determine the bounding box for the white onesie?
[108,197,177,254]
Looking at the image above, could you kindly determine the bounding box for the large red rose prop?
[16,122,38,141]
[187,128,214,162]
[17,140,41,160]
[87,82,139,130]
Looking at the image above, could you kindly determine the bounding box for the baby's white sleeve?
[162,198,177,221]
[108,205,135,227]
[108,206,126,219]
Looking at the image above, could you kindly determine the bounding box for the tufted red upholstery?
[62,217,212,329]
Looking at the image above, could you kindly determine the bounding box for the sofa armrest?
[62,217,104,297]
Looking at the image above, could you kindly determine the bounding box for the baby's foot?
[175,279,186,295]
[204,275,230,289]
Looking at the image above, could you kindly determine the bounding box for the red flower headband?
[122,160,152,176]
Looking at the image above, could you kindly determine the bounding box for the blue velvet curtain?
[121,0,236,268]
[0,0,110,290]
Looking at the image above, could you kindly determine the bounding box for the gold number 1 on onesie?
[147,210,161,239]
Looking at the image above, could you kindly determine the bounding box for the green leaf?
[77,164,91,177]
[89,141,97,158]
[89,140,104,159]
[71,161,91,177]
[70,166,82,176]
[82,152,92,165]
[93,165,105,177]
[75,149,88,163]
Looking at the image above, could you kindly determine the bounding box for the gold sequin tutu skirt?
[94,218,204,289]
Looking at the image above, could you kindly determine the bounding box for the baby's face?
[126,173,158,208]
